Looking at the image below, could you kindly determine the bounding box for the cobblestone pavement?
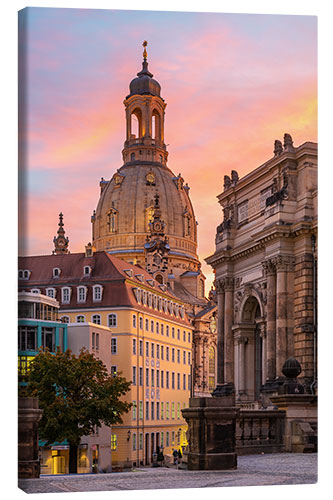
[18,453,317,494]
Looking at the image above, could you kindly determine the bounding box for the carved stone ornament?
[223,276,234,291]
[215,279,225,294]
[224,175,231,191]
[231,170,239,185]
[273,255,295,272]
[283,133,294,150]
[262,259,276,277]
[274,140,283,156]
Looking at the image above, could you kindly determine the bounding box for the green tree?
[26,348,131,473]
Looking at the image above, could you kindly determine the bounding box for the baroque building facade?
[90,42,217,397]
[206,135,317,403]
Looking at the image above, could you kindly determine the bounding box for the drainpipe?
[310,234,317,395]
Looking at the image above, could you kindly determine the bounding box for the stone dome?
[92,163,199,273]
[128,60,161,98]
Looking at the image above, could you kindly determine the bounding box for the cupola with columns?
[122,41,168,167]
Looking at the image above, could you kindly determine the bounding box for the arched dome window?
[152,110,161,141]
[130,108,143,139]
[107,208,118,233]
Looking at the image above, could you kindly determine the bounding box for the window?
[183,374,186,390]
[108,313,117,327]
[139,317,143,330]
[132,433,137,451]
[60,316,69,324]
[172,402,175,419]
[161,324,164,335]
[161,402,164,420]
[177,349,180,363]
[145,319,149,331]
[166,403,169,420]
[111,366,117,377]
[139,401,143,420]
[183,331,186,342]
[156,370,160,387]
[172,372,175,389]
[183,351,186,364]
[172,431,175,445]
[31,288,41,294]
[133,339,136,355]
[18,326,37,351]
[139,433,143,450]
[188,374,191,392]
[61,287,71,304]
[132,315,137,328]
[46,288,56,298]
[132,366,136,385]
[77,286,87,303]
[84,266,91,275]
[95,333,99,350]
[92,314,101,325]
[188,332,191,343]
[132,401,137,419]
[166,431,169,446]
[53,268,61,278]
[145,401,149,420]
[107,208,118,233]
[151,320,154,333]
[166,326,169,337]
[111,338,117,354]
[156,344,160,359]
[18,270,24,279]
[156,402,160,420]
[188,352,191,365]
[166,347,169,361]
[238,200,249,223]
[139,367,143,386]
[41,327,55,351]
[76,315,85,323]
[146,342,149,357]
[146,368,149,386]
[177,329,180,340]
[93,285,102,302]
[156,322,159,334]
[161,370,164,388]
[177,373,180,390]
[177,403,181,419]
[111,434,117,450]
[151,369,154,387]
[172,348,175,362]
[172,327,175,338]
[151,343,155,358]
[166,371,169,389]
[139,340,143,356]
[161,345,164,360]
[151,402,155,420]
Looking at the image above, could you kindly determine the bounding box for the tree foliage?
[26,348,131,450]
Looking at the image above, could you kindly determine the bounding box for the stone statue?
[231,170,239,184]
[224,175,231,191]
[274,140,283,156]
[283,133,294,150]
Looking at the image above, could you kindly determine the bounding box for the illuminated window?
[171,402,175,419]
[132,401,137,420]
[139,401,143,420]
[177,403,180,419]
[61,316,69,324]
[161,402,164,420]
[209,346,216,391]
[139,433,143,450]
[111,434,117,450]
[132,433,137,451]
[166,402,170,420]
[111,366,117,377]
[76,315,85,323]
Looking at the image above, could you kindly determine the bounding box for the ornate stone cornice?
[215,279,225,294]
[273,255,295,272]
[262,259,276,276]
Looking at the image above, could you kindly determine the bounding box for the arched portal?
[234,294,265,402]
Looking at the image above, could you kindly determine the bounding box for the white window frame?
[61,287,71,304]
[92,284,103,303]
[108,313,117,328]
[111,337,117,354]
[46,287,56,299]
[31,288,41,294]
[83,265,91,276]
[76,315,85,323]
[60,316,70,324]
[53,267,61,278]
[91,314,101,325]
[77,286,87,303]
[23,270,30,280]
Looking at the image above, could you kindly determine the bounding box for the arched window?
[208,347,216,391]
[31,288,41,294]
[199,279,205,298]
[92,314,101,325]
[152,110,161,141]
[46,288,56,299]
[53,268,61,278]
[61,316,70,324]
[76,315,85,323]
[155,274,163,285]
[93,285,103,302]
[108,313,117,328]
[107,208,118,233]
[130,108,142,138]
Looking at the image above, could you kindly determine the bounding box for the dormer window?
[61,287,71,304]
[77,286,87,303]
[31,288,41,294]
[46,288,56,299]
[19,269,31,280]
[18,270,24,279]
[84,266,91,276]
[93,284,103,302]
[53,268,61,278]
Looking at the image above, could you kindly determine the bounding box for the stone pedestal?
[182,395,239,470]
[18,397,43,478]
[270,394,317,452]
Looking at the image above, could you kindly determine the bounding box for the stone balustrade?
[236,409,285,455]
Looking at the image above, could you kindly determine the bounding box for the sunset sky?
[18,7,317,293]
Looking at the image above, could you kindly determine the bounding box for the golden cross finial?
[143,40,148,60]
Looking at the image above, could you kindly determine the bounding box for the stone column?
[275,256,289,377]
[216,280,225,385]
[126,109,131,140]
[238,337,247,394]
[224,277,234,385]
[286,258,295,358]
[262,259,276,381]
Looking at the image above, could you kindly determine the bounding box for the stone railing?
[236,409,285,455]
